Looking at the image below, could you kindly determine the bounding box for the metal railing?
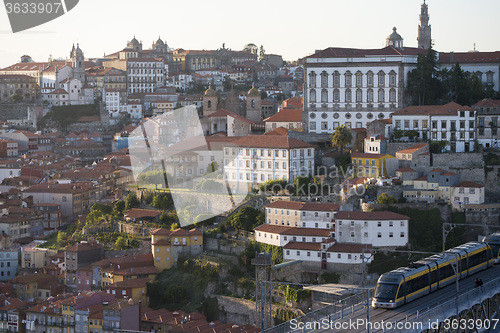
[386,276,500,333]
[263,289,374,333]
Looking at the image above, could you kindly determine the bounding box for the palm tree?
[330,124,353,157]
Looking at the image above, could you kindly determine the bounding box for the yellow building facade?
[151,228,203,271]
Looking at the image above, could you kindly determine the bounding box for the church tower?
[386,27,403,49]
[224,83,241,115]
[418,0,432,49]
[203,84,218,116]
[71,43,85,83]
[246,83,261,122]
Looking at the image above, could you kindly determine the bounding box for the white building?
[451,181,485,209]
[104,89,128,117]
[283,242,373,265]
[334,211,409,247]
[264,201,339,230]
[264,109,302,133]
[254,224,331,247]
[127,58,165,94]
[303,44,426,134]
[392,102,476,152]
[222,135,315,192]
[123,102,143,119]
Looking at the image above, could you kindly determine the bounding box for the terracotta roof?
[283,242,321,251]
[107,277,151,289]
[430,168,447,173]
[230,135,315,149]
[415,175,428,181]
[206,109,253,125]
[264,109,302,123]
[439,51,500,64]
[441,172,457,176]
[11,273,54,284]
[452,181,484,188]
[264,127,288,136]
[396,143,428,154]
[124,208,161,219]
[113,266,157,276]
[473,99,500,107]
[308,46,426,59]
[366,134,387,141]
[334,211,409,221]
[396,167,417,173]
[392,102,474,116]
[265,201,339,212]
[327,243,373,253]
[254,224,331,237]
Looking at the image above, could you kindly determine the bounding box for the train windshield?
[374,283,398,299]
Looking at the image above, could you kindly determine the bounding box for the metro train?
[482,233,500,264]
[372,241,494,309]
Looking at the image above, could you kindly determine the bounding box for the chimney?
[450,51,455,62]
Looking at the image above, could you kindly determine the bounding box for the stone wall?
[485,165,500,197]
[104,239,152,258]
[115,222,153,237]
[0,104,29,121]
[432,153,486,183]
[386,142,425,156]
[204,237,247,256]
[216,296,259,326]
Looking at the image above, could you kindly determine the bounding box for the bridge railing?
[263,289,374,333]
[387,276,500,333]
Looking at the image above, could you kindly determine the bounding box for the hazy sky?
[1,0,500,68]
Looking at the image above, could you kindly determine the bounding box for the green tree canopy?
[114,236,127,250]
[227,206,264,231]
[125,193,140,210]
[377,193,397,204]
[330,124,353,156]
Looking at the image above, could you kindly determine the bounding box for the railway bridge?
[265,265,500,333]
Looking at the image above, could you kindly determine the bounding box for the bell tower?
[203,84,218,116]
[418,0,432,49]
[246,83,261,122]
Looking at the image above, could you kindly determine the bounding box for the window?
[378,89,385,102]
[309,89,316,103]
[338,254,341,259]
[378,72,385,86]
[364,232,368,238]
[345,72,352,87]
[389,232,394,238]
[345,89,352,102]
[377,221,382,227]
[401,232,405,237]
[378,232,382,238]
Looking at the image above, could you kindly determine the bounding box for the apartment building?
[223,136,315,192]
[392,102,476,152]
[334,211,409,247]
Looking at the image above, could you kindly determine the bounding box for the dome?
[155,36,164,46]
[386,27,403,48]
[387,27,402,41]
[130,36,139,45]
[204,84,217,97]
[247,82,259,97]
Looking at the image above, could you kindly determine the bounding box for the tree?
[10,93,22,103]
[206,161,219,174]
[377,193,397,204]
[125,193,140,210]
[406,46,441,105]
[170,223,179,230]
[114,201,125,215]
[330,124,353,157]
[292,176,312,196]
[56,231,68,247]
[227,206,264,231]
[406,130,418,141]
[259,179,288,194]
[115,236,127,250]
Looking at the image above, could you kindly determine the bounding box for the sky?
[1,0,500,68]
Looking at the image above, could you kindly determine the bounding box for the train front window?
[375,283,398,299]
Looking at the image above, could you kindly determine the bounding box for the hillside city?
[0,1,499,332]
